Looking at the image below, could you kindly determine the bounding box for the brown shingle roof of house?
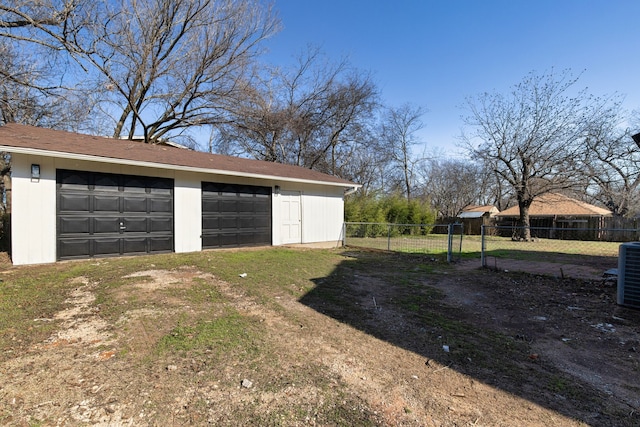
[0,123,358,187]
[496,193,612,217]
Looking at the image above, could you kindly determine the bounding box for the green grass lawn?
[0,248,633,426]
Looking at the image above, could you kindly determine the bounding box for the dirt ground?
[1,250,639,426]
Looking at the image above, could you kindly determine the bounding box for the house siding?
[301,189,344,245]
[174,173,202,253]
[12,154,57,265]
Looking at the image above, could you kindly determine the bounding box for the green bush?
[345,193,436,237]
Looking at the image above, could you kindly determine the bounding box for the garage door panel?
[253,216,270,228]
[203,234,240,248]
[59,194,90,212]
[238,217,257,228]
[94,238,121,255]
[123,237,147,253]
[94,173,119,191]
[202,182,271,249]
[237,233,254,245]
[237,200,255,211]
[149,237,173,252]
[202,182,220,193]
[58,239,91,258]
[94,217,121,234]
[123,196,148,212]
[57,169,174,260]
[220,200,238,212]
[149,181,172,193]
[220,216,238,228]
[58,170,90,189]
[203,200,219,211]
[201,235,215,248]
[220,185,238,195]
[150,198,172,213]
[202,217,220,229]
[217,233,238,247]
[122,177,147,192]
[150,218,172,232]
[123,217,147,232]
[59,217,90,234]
[255,230,271,241]
[94,195,120,211]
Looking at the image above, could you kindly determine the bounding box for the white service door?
[280,191,301,244]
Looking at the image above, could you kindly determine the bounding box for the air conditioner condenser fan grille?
[617,242,640,309]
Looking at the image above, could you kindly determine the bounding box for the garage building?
[0,124,359,265]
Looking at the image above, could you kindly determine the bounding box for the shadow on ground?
[459,250,617,281]
[299,250,640,426]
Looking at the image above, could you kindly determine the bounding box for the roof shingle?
[496,193,612,217]
[0,123,357,187]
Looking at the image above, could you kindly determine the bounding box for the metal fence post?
[481,225,486,267]
[447,223,453,263]
[457,222,464,260]
[387,224,391,251]
[342,222,346,247]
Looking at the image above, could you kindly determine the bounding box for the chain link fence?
[343,222,633,276]
[343,222,464,262]
[479,225,629,273]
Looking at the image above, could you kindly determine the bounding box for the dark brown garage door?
[57,169,174,260]
[202,182,271,248]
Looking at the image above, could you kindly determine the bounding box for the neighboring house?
[495,193,612,239]
[0,124,360,265]
[457,205,499,234]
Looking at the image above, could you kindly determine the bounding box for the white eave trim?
[2,145,362,189]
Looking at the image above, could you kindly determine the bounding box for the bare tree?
[419,158,485,218]
[217,48,379,178]
[0,1,83,41]
[579,109,640,216]
[1,0,280,143]
[0,42,94,128]
[0,40,95,215]
[462,70,616,240]
[379,103,426,200]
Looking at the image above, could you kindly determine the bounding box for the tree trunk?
[516,200,531,241]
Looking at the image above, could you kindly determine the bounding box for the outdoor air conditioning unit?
[617,242,640,309]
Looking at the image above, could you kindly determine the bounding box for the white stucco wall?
[270,184,345,246]
[9,153,348,265]
[301,188,345,244]
[11,154,57,265]
[173,173,202,253]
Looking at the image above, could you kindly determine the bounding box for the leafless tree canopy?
[462,70,619,238]
[419,158,486,218]
[378,103,426,200]
[4,3,640,224]
[1,0,280,142]
[578,109,640,216]
[216,48,379,178]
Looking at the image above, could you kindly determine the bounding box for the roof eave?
[2,145,361,189]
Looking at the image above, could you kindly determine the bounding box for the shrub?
[345,193,436,237]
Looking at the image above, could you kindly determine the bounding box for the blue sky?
[263,0,640,157]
